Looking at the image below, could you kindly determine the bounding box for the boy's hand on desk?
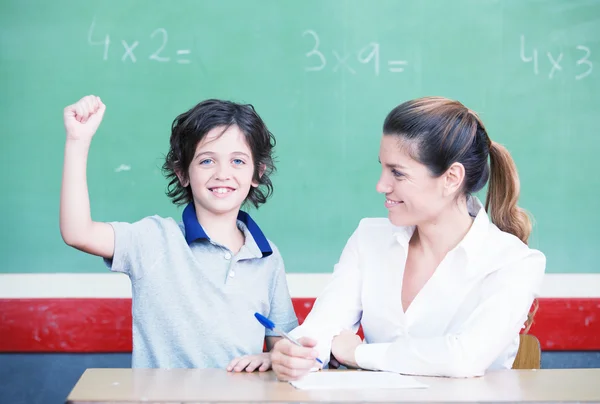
[227,353,271,373]
[331,330,362,368]
[63,95,106,142]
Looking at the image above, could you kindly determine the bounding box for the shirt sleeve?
[103,216,165,280]
[288,223,364,365]
[265,248,299,337]
[354,250,546,377]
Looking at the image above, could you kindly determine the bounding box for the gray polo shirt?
[104,203,298,368]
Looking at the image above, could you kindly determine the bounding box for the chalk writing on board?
[575,45,593,80]
[88,19,191,64]
[303,30,408,75]
[88,19,110,61]
[303,30,326,71]
[121,40,138,62]
[149,28,169,62]
[520,35,592,80]
[115,164,131,173]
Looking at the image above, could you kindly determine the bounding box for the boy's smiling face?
[181,125,258,217]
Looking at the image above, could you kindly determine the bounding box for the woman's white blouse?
[289,198,546,377]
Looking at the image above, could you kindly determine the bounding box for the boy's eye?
[232,159,245,165]
[199,159,213,165]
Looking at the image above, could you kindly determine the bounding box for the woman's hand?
[331,330,363,368]
[271,337,321,381]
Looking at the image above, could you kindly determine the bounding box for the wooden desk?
[66,368,600,403]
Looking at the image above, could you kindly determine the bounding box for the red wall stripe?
[0,298,598,352]
[528,298,599,351]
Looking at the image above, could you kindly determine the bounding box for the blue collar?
[182,203,273,257]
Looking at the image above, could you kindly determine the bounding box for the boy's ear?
[251,164,267,188]
[175,168,189,187]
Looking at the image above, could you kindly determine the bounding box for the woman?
[271,96,546,379]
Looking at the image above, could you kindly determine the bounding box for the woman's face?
[376,135,452,227]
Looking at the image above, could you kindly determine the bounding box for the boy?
[60,95,298,370]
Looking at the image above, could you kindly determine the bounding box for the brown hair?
[523,300,538,334]
[162,99,276,208]
[486,141,532,244]
[382,96,531,243]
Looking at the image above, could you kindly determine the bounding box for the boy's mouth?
[209,187,236,195]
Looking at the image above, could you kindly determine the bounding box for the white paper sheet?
[290,371,429,390]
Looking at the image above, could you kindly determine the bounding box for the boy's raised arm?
[60,95,115,259]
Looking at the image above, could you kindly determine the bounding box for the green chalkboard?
[1,0,599,275]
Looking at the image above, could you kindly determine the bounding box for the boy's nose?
[215,165,232,180]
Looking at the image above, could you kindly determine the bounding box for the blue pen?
[254,312,323,365]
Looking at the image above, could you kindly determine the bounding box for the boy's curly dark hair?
[162,99,276,208]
